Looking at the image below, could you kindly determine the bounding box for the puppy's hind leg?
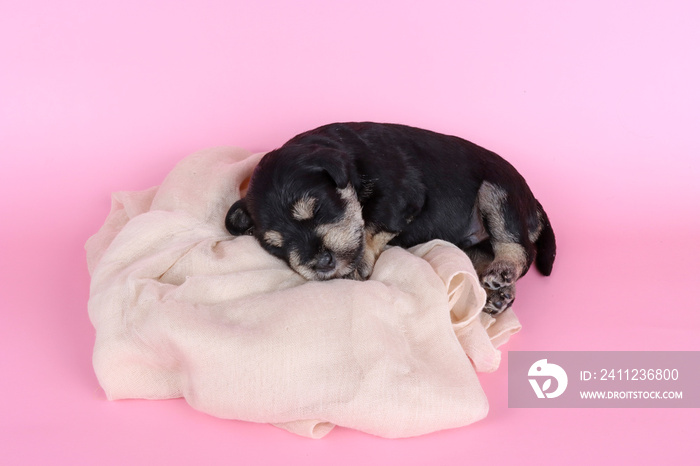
[476,182,534,293]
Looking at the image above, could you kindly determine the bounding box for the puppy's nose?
[314,251,336,272]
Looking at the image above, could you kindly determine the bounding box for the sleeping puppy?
[226,122,556,314]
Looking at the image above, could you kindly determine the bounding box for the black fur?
[226,122,556,314]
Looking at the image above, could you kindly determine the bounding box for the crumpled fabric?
[85,146,521,438]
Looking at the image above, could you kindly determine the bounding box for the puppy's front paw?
[481,261,517,290]
[483,284,515,315]
[349,259,373,281]
[347,244,378,281]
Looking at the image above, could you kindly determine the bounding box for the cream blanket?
[85,146,521,438]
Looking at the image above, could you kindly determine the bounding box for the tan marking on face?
[288,249,316,280]
[263,230,284,248]
[291,195,317,221]
[316,186,364,253]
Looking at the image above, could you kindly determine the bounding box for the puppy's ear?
[310,150,357,189]
[225,199,254,235]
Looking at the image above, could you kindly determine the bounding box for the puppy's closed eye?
[291,196,317,221]
[263,230,284,248]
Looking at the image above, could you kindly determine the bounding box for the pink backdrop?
[2,1,698,464]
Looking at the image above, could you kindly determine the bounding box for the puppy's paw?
[483,284,515,315]
[481,261,517,290]
[350,259,373,281]
[347,245,379,281]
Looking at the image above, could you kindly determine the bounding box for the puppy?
[226,122,556,314]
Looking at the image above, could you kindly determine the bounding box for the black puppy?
[226,122,555,314]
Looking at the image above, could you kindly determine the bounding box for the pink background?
[2,0,698,464]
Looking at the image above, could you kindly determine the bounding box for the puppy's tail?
[534,201,556,276]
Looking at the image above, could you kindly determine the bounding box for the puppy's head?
[226,145,365,280]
